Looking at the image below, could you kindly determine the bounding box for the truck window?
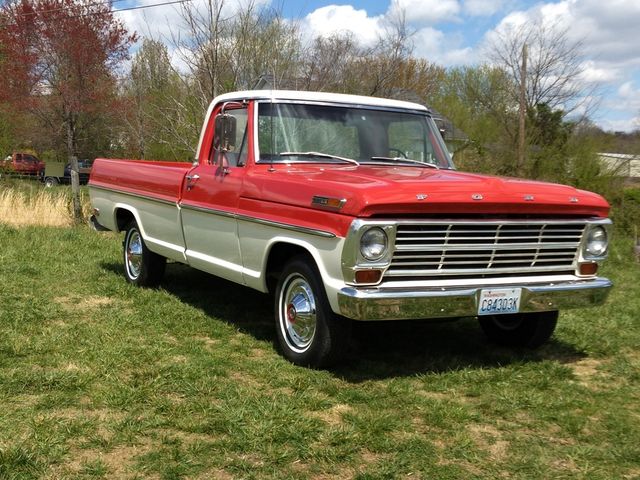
[258,103,360,161]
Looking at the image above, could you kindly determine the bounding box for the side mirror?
[214,114,237,153]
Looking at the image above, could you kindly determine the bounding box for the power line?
[113,0,192,14]
[1,0,192,24]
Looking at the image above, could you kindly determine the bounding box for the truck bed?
[90,159,193,203]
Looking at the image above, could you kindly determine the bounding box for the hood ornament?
[416,194,428,200]
[471,193,483,201]
[570,197,579,203]
[524,195,535,201]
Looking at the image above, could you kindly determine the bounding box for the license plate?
[478,288,522,316]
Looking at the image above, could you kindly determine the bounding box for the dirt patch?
[250,347,268,358]
[55,295,119,314]
[229,371,264,389]
[416,390,451,401]
[310,404,354,427]
[468,424,509,462]
[48,438,155,479]
[153,428,218,445]
[193,468,234,480]
[550,457,581,473]
[572,358,602,380]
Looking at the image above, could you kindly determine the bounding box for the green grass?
[0,223,639,479]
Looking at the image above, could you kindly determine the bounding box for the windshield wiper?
[369,156,440,169]
[279,151,360,166]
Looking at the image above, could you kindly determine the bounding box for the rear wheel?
[123,221,166,287]
[275,257,350,368]
[478,311,558,348]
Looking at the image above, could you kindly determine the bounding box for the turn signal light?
[355,269,382,284]
[579,262,598,276]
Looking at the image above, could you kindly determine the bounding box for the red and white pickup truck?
[89,90,612,367]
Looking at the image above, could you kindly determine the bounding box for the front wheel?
[478,311,559,348]
[123,221,166,287]
[275,257,350,368]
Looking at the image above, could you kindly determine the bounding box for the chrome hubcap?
[280,274,317,352]
[126,230,143,279]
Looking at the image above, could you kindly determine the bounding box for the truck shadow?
[101,261,587,380]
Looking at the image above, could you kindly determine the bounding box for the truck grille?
[385,221,585,280]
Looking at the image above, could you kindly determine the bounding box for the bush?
[611,187,640,236]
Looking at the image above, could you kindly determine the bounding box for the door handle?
[186,174,200,190]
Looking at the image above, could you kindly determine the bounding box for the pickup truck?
[1,152,45,176]
[89,90,612,367]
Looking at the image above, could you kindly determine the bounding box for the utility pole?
[517,43,527,174]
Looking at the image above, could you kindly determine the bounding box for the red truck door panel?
[180,105,250,284]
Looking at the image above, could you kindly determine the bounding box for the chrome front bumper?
[337,277,612,321]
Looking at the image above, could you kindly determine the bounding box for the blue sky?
[119,0,640,132]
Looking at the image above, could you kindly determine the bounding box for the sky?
[116,0,640,132]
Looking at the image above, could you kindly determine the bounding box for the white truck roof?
[211,90,429,112]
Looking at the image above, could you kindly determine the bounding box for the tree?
[467,19,599,178]
[0,0,136,222]
[121,39,191,160]
[486,19,594,118]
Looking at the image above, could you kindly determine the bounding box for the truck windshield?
[257,102,453,169]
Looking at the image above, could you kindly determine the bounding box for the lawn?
[0,221,638,479]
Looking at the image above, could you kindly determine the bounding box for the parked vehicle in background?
[41,160,93,187]
[89,90,613,368]
[1,152,45,176]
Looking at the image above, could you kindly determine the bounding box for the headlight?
[360,227,388,261]
[585,226,608,257]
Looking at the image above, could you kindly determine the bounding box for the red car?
[1,152,45,175]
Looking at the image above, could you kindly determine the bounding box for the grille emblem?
[471,193,483,200]
[524,195,535,201]
[416,194,428,200]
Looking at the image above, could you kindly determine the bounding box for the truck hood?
[247,164,610,217]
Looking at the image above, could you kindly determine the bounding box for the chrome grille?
[385,222,585,279]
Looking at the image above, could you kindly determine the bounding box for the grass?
[0,184,639,478]
[0,176,90,227]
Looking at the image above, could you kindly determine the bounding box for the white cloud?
[389,0,460,25]
[302,5,384,46]
[463,0,505,16]
[616,82,640,111]
[579,61,620,84]
[116,0,270,46]
[413,27,476,65]
[597,117,640,133]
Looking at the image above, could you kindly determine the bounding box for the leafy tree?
[0,0,136,222]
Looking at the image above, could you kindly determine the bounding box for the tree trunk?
[517,43,527,175]
[66,116,83,224]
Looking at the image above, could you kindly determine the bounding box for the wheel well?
[265,243,313,294]
[115,209,136,232]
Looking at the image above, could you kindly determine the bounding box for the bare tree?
[486,19,597,118]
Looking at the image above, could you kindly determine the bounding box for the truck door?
[180,103,251,284]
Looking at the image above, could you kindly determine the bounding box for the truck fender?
[259,236,343,295]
